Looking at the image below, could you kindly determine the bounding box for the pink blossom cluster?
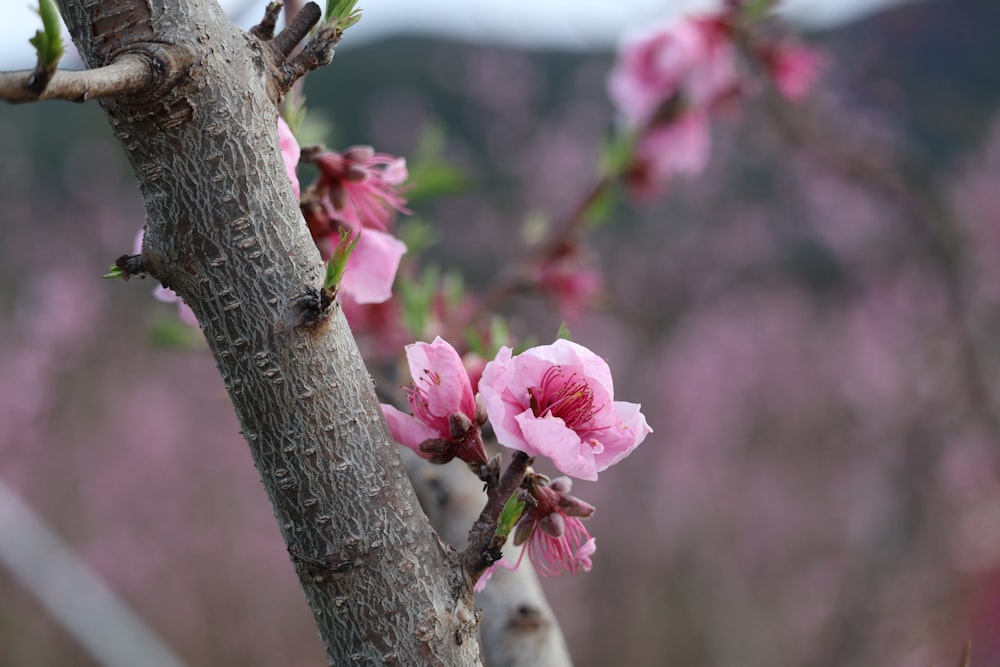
[301,144,409,305]
[381,336,650,583]
[142,118,410,323]
[607,7,822,197]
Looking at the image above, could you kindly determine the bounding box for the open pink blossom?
[381,337,487,466]
[478,339,651,481]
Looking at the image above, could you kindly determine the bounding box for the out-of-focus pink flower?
[626,113,712,199]
[277,117,301,198]
[761,43,823,102]
[534,246,603,319]
[608,13,738,196]
[478,339,651,481]
[608,15,738,127]
[381,337,488,466]
[475,476,597,591]
[314,146,410,232]
[133,231,199,327]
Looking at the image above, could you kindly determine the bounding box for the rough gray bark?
[55,0,482,663]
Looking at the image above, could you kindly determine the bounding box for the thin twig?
[460,451,532,581]
[0,54,153,104]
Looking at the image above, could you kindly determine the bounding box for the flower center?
[527,366,597,430]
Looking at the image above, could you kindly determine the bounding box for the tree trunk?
[56,0,482,663]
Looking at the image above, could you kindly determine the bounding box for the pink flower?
[475,476,597,591]
[626,112,711,199]
[534,245,603,319]
[608,14,738,196]
[478,339,651,481]
[133,231,199,327]
[762,43,823,102]
[608,15,738,127]
[301,145,410,304]
[337,228,407,305]
[277,117,301,198]
[314,146,410,232]
[381,337,488,466]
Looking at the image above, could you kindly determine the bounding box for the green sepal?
[495,493,526,540]
[323,228,361,291]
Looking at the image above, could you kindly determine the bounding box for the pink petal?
[515,411,599,481]
[340,228,407,304]
[381,404,438,450]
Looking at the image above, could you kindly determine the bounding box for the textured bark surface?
[56,0,482,663]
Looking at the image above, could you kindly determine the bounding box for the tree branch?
[402,451,574,667]
[0,54,152,104]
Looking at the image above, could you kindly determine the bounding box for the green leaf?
[325,0,362,30]
[323,228,361,291]
[102,265,125,280]
[29,0,64,67]
[556,321,572,341]
[403,124,471,203]
[495,493,526,540]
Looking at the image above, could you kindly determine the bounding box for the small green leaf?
[324,228,361,291]
[29,0,64,68]
[405,125,471,203]
[103,265,125,280]
[325,0,362,30]
[556,322,572,341]
[495,493,526,540]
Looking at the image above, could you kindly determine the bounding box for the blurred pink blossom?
[761,43,824,102]
[625,113,712,198]
[607,12,738,195]
[478,339,651,481]
[313,146,410,232]
[534,246,603,319]
[277,117,301,198]
[381,337,488,466]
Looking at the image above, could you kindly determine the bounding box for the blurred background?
[3,0,1000,665]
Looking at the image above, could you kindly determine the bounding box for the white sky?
[1,0,918,70]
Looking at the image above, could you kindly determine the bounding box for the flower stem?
[460,450,533,583]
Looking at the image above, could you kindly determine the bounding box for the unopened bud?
[449,412,474,438]
[417,438,455,465]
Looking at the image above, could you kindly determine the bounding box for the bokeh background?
[3,0,1000,665]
